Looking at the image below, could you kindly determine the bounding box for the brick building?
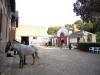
[56,27,69,47]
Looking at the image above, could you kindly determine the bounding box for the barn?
[16,25,49,46]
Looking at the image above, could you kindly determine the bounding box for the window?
[33,37,37,39]
[87,34,92,42]
[77,37,80,43]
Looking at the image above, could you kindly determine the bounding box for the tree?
[74,20,94,33]
[73,0,100,23]
[95,32,100,42]
[65,24,71,28]
[93,21,100,32]
[64,24,72,33]
[73,0,100,33]
[47,26,60,35]
[84,21,93,32]
[74,20,84,30]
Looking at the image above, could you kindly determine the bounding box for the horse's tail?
[35,51,38,56]
[30,45,39,58]
[35,51,39,59]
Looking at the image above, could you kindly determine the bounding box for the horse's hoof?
[24,63,27,65]
[31,63,34,65]
[38,63,40,65]
[19,66,22,68]
[19,66,23,68]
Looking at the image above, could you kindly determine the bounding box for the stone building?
[70,30,96,44]
[0,0,18,52]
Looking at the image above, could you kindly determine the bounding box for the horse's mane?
[13,40,21,44]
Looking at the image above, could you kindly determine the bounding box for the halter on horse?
[5,40,39,68]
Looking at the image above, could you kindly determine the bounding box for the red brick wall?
[57,33,68,47]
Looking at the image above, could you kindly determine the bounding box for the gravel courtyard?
[1,47,100,75]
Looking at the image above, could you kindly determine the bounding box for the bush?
[77,43,100,51]
[95,32,100,42]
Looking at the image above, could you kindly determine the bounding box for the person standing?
[69,43,72,50]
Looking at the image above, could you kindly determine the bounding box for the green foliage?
[73,0,100,23]
[73,0,100,33]
[64,24,72,30]
[84,21,94,33]
[65,24,71,27]
[78,43,100,51]
[96,32,100,37]
[95,32,100,42]
[94,22,100,32]
[75,20,84,30]
[75,20,94,33]
[64,24,67,28]
[47,26,60,35]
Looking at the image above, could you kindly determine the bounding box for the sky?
[16,0,80,27]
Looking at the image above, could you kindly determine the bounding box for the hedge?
[77,43,100,51]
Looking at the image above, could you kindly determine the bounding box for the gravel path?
[1,47,100,75]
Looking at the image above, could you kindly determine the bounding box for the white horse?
[5,40,39,68]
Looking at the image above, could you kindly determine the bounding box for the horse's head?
[5,41,12,53]
[5,40,20,53]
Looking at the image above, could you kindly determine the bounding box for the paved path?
[1,47,100,75]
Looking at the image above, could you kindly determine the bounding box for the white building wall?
[53,38,57,46]
[70,38,77,44]
[16,36,21,42]
[29,36,33,44]
[80,38,84,43]
[92,35,96,42]
[16,36,50,46]
[67,36,69,46]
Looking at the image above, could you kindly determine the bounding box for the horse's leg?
[14,51,16,55]
[22,55,24,68]
[35,52,40,65]
[20,56,21,66]
[19,55,24,68]
[24,55,27,65]
[19,53,22,68]
[32,53,35,65]
[19,56,22,68]
[14,51,17,55]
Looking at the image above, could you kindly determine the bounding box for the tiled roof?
[70,30,96,38]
